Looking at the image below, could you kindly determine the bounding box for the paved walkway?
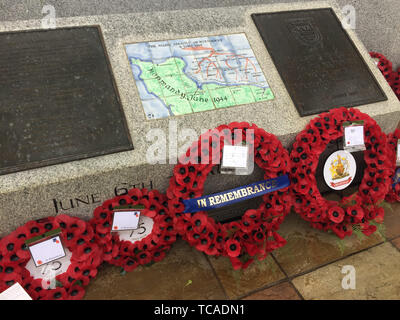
[84,202,400,300]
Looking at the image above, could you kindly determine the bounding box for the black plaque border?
[251,8,388,117]
[0,25,134,176]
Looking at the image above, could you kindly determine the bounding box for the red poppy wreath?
[290,107,391,239]
[90,188,176,272]
[166,122,292,270]
[370,51,394,81]
[385,129,400,203]
[370,51,400,100]
[0,215,102,300]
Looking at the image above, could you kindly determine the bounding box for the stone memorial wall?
[0,1,399,236]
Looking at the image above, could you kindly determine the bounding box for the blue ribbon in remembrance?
[182,174,290,214]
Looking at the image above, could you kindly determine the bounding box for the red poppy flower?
[127,188,143,201]
[195,237,211,252]
[253,231,265,243]
[174,164,189,182]
[163,233,176,245]
[229,257,243,270]
[241,241,260,256]
[135,251,151,265]
[367,206,384,223]
[190,213,208,232]
[102,242,119,261]
[328,206,345,224]
[331,224,351,239]
[241,216,256,233]
[172,184,190,199]
[42,287,68,300]
[295,179,312,196]
[345,205,364,222]
[151,250,166,262]
[225,239,241,258]
[361,223,377,237]
[204,244,219,256]
[93,207,110,222]
[265,231,286,251]
[168,198,185,216]
[67,285,85,300]
[243,209,261,221]
[228,121,250,130]
[176,172,196,189]
[186,230,201,244]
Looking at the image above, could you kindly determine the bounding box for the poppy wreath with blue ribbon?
[166,122,292,270]
[90,188,176,272]
[290,107,391,239]
[0,215,102,300]
[385,129,400,203]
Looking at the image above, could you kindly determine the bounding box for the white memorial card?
[345,125,364,146]
[0,283,32,300]
[29,235,66,268]
[26,248,72,281]
[397,140,400,166]
[222,145,248,168]
[343,123,366,152]
[112,210,141,232]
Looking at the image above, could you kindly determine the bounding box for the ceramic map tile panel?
[126,34,274,119]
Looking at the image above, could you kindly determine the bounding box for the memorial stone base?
[0,1,399,236]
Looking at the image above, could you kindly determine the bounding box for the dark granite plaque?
[252,9,387,117]
[0,26,133,175]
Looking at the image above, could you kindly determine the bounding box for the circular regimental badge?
[323,150,356,191]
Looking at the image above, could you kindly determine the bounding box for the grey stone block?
[0,1,399,236]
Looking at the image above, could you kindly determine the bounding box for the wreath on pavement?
[370,52,400,202]
[90,188,176,272]
[166,122,292,270]
[385,129,400,203]
[0,215,102,300]
[290,107,391,239]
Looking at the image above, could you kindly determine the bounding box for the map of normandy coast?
[126,34,274,119]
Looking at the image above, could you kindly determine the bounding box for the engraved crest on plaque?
[287,18,323,46]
